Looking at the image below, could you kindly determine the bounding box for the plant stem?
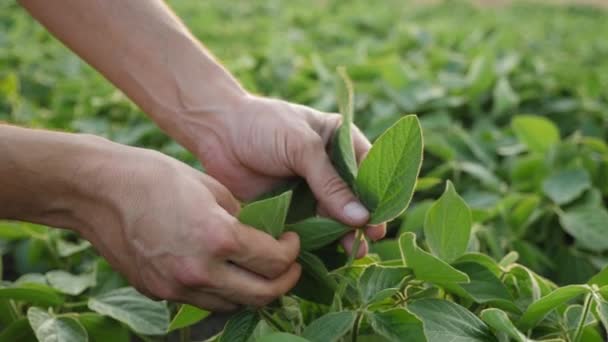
[260,309,286,332]
[351,310,364,342]
[62,301,89,309]
[572,293,592,342]
[179,326,190,342]
[332,229,365,311]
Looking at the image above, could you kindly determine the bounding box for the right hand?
[75,139,301,311]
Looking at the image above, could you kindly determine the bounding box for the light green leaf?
[168,304,210,332]
[358,265,411,304]
[286,217,351,251]
[370,239,402,261]
[542,169,591,205]
[239,191,292,238]
[480,308,530,342]
[511,115,560,154]
[517,285,590,331]
[563,303,596,340]
[399,200,433,235]
[256,332,311,342]
[492,77,519,115]
[87,287,169,335]
[302,311,356,342]
[27,307,88,342]
[356,115,423,224]
[415,177,442,192]
[558,205,608,252]
[466,53,495,98]
[219,310,259,342]
[78,313,130,342]
[455,253,502,277]
[424,181,472,263]
[499,251,520,268]
[46,270,94,296]
[330,67,358,186]
[0,283,63,306]
[399,232,469,284]
[594,300,608,335]
[368,308,427,342]
[56,239,91,257]
[408,298,497,342]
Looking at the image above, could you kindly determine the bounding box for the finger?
[210,262,301,307]
[294,137,369,227]
[183,291,240,312]
[340,231,368,258]
[366,223,387,241]
[200,174,241,216]
[229,224,300,279]
[352,125,372,165]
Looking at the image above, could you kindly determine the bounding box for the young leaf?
[168,304,210,332]
[480,308,530,342]
[238,191,292,238]
[356,115,423,224]
[46,270,94,296]
[78,313,130,342]
[424,181,472,263]
[358,265,411,304]
[511,115,560,154]
[286,217,351,251]
[399,232,468,284]
[558,204,608,252]
[291,251,337,305]
[27,307,88,342]
[330,67,358,186]
[517,285,591,331]
[367,308,427,342]
[542,169,591,205]
[219,309,259,342]
[408,298,497,342]
[87,287,170,335]
[0,283,64,306]
[302,311,356,342]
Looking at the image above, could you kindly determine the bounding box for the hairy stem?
[260,309,287,332]
[572,293,592,342]
[352,310,364,342]
[332,229,365,311]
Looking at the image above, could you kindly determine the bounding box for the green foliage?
[2,1,608,341]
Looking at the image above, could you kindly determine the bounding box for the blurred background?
[1,0,608,315]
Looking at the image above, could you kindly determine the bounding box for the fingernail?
[343,202,369,223]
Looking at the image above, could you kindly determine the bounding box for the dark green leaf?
[542,169,591,205]
[0,318,35,342]
[330,67,358,186]
[256,332,311,342]
[78,313,130,342]
[0,283,63,306]
[480,308,529,342]
[368,308,427,342]
[302,311,356,342]
[517,285,590,331]
[219,310,259,342]
[358,265,411,304]
[286,217,351,251]
[291,251,336,305]
[558,204,608,252]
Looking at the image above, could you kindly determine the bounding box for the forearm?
[19,0,247,152]
[0,125,102,231]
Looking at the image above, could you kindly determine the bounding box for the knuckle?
[173,259,215,288]
[209,228,239,257]
[321,174,350,199]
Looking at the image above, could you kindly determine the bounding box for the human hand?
[74,140,301,311]
[183,95,386,255]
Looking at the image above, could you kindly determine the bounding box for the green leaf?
[0,283,64,306]
[286,217,351,251]
[563,304,596,339]
[455,253,502,277]
[370,239,402,261]
[46,270,94,296]
[588,265,608,287]
[558,204,608,252]
[511,115,560,154]
[415,177,442,192]
[480,308,530,342]
[358,265,411,304]
[368,308,427,342]
[27,307,88,342]
[238,191,292,238]
[291,251,337,305]
[56,239,91,257]
[330,67,358,186]
[492,77,519,115]
[542,169,591,205]
[594,300,608,335]
[517,285,590,331]
[256,332,311,342]
[408,298,497,342]
[0,318,35,341]
[399,200,433,235]
[399,232,469,284]
[356,115,423,224]
[424,181,472,263]
[87,287,170,335]
[78,313,130,342]
[219,310,259,342]
[168,304,210,332]
[451,262,517,312]
[302,311,356,342]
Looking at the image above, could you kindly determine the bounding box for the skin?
[2,0,387,311]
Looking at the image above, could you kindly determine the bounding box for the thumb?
[294,138,369,227]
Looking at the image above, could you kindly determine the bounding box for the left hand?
[179,94,386,256]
